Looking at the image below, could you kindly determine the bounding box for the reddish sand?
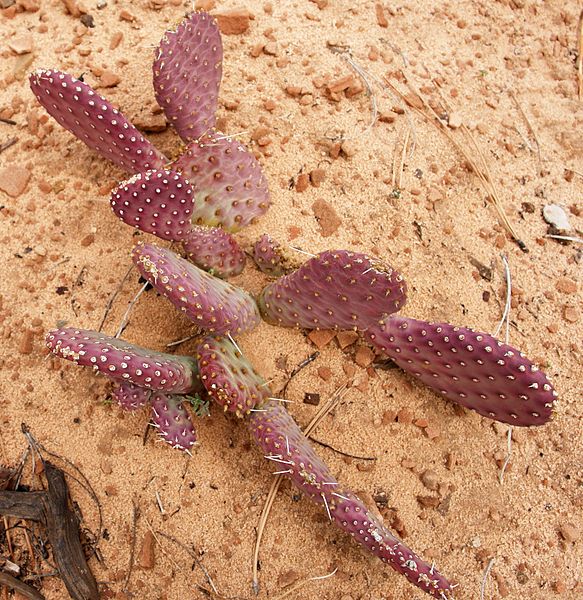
[1,1,581,599]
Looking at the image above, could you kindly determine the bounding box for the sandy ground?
[1,0,582,599]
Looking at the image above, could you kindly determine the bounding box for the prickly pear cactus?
[249,400,454,599]
[183,225,246,278]
[174,132,270,232]
[132,243,260,336]
[151,392,197,452]
[258,250,407,331]
[46,327,200,394]
[29,69,167,173]
[153,11,222,143]
[366,315,557,426]
[196,335,268,416]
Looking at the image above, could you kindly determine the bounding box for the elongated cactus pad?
[29,70,167,174]
[258,250,407,331]
[196,335,268,416]
[174,132,270,232]
[249,400,454,598]
[112,382,152,411]
[46,327,201,394]
[110,170,195,241]
[153,11,222,143]
[252,234,299,277]
[151,392,197,452]
[366,316,557,426]
[182,225,246,278]
[132,243,260,335]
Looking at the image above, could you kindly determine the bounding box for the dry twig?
[97,264,134,332]
[577,9,583,100]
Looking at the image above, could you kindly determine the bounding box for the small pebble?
[312,198,341,237]
[417,495,440,508]
[336,331,359,349]
[119,9,135,21]
[8,34,34,54]
[309,168,326,187]
[214,8,251,35]
[559,522,580,543]
[277,569,300,588]
[543,204,571,231]
[0,166,31,197]
[18,330,34,355]
[295,173,309,192]
[448,112,463,128]
[100,70,121,87]
[555,277,577,294]
[80,13,95,27]
[397,408,413,424]
[138,531,155,569]
[420,469,439,491]
[303,392,320,406]
[375,3,388,27]
[563,306,579,323]
[307,329,335,349]
[354,346,375,368]
[340,140,357,157]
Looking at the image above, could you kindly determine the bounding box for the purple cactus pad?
[153,11,222,143]
[132,243,260,336]
[196,335,268,416]
[258,250,407,331]
[174,132,270,232]
[249,400,454,598]
[151,392,197,452]
[112,382,152,411]
[366,315,557,426]
[252,234,298,277]
[29,69,167,174]
[46,327,201,394]
[182,225,246,278]
[110,170,195,241]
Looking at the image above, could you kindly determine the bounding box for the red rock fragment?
[61,0,80,16]
[110,32,123,50]
[563,306,579,323]
[195,0,216,9]
[555,277,577,294]
[100,70,121,88]
[19,330,34,355]
[375,3,388,27]
[355,346,375,368]
[326,74,354,95]
[309,168,325,187]
[138,531,155,569]
[119,9,135,21]
[0,165,31,197]
[336,331,358,349]
[308,329,335,349]
[312,198,341,237]
[214,8,251,35]
[295,173,309,192]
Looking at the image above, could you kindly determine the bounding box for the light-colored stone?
[0,165,31,197]
[8,33,33,55]
[543,204,571,231]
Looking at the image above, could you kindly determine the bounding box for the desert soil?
[0,0,581,599]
